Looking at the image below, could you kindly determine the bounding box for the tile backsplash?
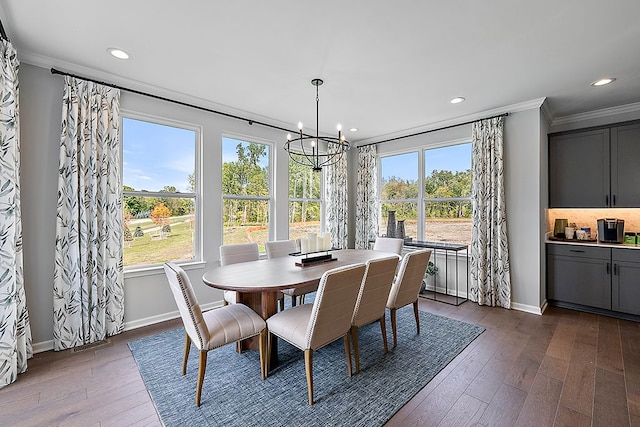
[547,209,640,235]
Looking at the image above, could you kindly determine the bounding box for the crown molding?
[355,97,547,146]
[551,101,640,126]
[540,99,554,126]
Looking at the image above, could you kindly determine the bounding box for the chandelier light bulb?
[337,124,342,131]
[298,122,303,130]
[287,133,291,141]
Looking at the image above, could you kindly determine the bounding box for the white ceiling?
[2,0,640,143]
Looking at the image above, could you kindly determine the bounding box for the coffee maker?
[597,218,625,243]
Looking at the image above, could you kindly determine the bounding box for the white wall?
[19,63,294,349]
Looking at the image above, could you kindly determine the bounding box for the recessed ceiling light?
[591,77,616,87]
[349,128,358,132]
[107,48,130,60]
[450,97,465,104]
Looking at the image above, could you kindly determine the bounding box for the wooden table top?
[202,249,398,292]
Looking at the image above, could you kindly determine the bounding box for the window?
[378,142,472,245]
[122,116,199,268]
[288,157,322,240]
[380,152,419,239]
[222,136,271,250]
[424,143,472,245]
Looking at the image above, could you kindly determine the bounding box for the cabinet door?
[612,249,640,315]
[547,245,611,309]
[611,123,640,207]
[549,129,610,207]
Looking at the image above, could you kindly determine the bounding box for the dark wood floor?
[1,299,639,426]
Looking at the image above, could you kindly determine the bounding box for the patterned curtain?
[325,146,349,250]
[0,39,32,389]
[53,77,124,350]
[355,145,378,249]
[470,116,511,308]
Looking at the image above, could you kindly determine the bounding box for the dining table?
[202,248,398,366]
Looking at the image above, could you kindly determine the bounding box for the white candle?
[307,233,317,252]
[317,237,324,252]
[323,232,331,250]
[300,237,309,254]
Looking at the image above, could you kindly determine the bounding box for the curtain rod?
[0,18,9,42]
[357,112,509,148]
[50,68,301,136]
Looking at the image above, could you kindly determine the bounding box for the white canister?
[565,227,575,239]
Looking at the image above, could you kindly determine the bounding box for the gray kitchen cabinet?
[610,123,640,207]
[546,244,611,309]
[549,121,640,208]
[612,248,640,315]
[549,129,609,207]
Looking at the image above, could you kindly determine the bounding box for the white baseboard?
[511,301,544,315]
[31,301,224,354]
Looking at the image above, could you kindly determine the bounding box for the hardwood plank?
[554,405,591,427]
[597,316,624,374]
[504,354,541,393]
[559,360,596,416]
[593,367,630,427]
[437,393,487,427]
[478,383,527,427]
[539,354,569,382]
[546,322,577,361]
[620,320,640,417]
[514,373,563,427]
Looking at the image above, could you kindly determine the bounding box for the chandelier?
[284,78,350,171]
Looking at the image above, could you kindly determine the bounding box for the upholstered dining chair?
[350,255,400,374]
[163,262,267,407]
[219,242,260,306]
[265,239,317,307]
[373,237,404,255]
[386,249,432,348]
[266,263,367,405]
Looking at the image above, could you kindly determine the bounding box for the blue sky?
[381,142,471,180]
[122,118,196,192]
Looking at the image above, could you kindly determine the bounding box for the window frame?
[120,111,202,273]
[221,132,274,246]
[377,138,471,243]
[287,158,325,239]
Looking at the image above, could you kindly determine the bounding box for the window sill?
[124,260,207,279]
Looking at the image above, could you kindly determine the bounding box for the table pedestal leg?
[236,290,279,368]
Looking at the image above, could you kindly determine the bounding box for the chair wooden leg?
[196,350,207,407]
[379,315,389,354]
[259,329,267,380]
[291,295,297,307]
[344,334,353,378]
[390,308,398,348]
[266,331,272,374]
[300,294,306,304]
[304,349,314,405]
[413,300,420,335]
[236,341,242,354]
[182,332,191,376]
[351,326,360,374]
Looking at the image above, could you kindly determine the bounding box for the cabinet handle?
[606,195,609,206]
[606,262,610,274]
[614,263,618,275]
[569,249,585,253]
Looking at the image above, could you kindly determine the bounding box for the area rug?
[129,308,484,427]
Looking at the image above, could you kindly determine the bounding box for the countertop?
[546,234,640,250]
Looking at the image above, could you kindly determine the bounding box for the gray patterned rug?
[128,307,484,427]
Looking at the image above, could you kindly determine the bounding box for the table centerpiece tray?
[289,249,339,267]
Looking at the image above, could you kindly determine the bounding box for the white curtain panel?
[355,145,378,249]
[325,146,349,250]
[470,116,512,308]
[0,39,32,389]
[53,76,124,350]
